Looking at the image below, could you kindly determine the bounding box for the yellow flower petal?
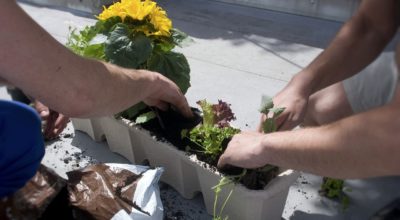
[97,0,172,37]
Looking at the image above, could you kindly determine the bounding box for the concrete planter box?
[72,117,299,220]
[71,118,104,141]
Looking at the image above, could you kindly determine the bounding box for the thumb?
[217,154,227,169]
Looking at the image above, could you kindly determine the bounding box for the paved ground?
[2,0,400,219]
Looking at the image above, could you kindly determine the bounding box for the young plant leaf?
[82,43,106,60]
[212,100,236,128]
[263,118,276,134]
[197,100,215,127]
[117,102,147,120]
[135,111,156,124]
[270,107,285,118]
[259,95,274,114]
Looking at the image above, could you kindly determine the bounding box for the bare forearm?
[294,0,398,95]
[0,1,159,117]
[262,103,400,178]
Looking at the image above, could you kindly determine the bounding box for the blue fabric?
[0,100,44,198]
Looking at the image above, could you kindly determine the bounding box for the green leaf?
[135,111,156,124]
[181,129,188,139]
[197,100,215,126]
[148,51,190,94]
[188,125,240,161]
[270,107,285,118]
[259,95,274,114]
[171,28,193,47]
[118,102,147,120]
[83,43,106,60]
[263,118,276,133]
[105,24,152,69]
[258,165,277,173]
[97,17,123,34]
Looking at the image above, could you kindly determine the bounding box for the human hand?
[33,100,70,140]
[258,80,309,132]
[143,72,193,118]
[217,131,268,169]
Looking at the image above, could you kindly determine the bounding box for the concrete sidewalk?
[2,0,400,219]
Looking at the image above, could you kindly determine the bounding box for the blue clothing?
[0,100,44,198]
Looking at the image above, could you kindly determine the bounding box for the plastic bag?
[67,163,164,220]
[0,165,66,220]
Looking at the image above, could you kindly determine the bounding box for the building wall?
[215,0,361,22]
[21,0,361,22]
[21,0,114,14]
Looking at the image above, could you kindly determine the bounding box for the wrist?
[259,133,277,164]
[290,70,316,97]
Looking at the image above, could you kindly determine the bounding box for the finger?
[278,119,297,131]
[34,102,50,120]
[170,95,193,118]
[154,101,169,111]
[38,109,50,120]
[217,154,228,169]
[52,115,70,137]
[54,115,70,130]
[44,111,59,139]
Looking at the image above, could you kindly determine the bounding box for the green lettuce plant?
[184,98,284,220]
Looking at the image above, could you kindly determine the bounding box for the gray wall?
[215,0,360,22]
[20,0,114,14]
[21,0,360,22]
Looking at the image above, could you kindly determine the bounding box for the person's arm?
[219,97,400,178]
[301,0,399,92]
[267,0,400,130]
[0,1,192,118]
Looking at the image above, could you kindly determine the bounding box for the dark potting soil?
[139,107,203,150]
[134,108,279,190]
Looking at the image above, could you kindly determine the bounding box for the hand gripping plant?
[184,97,284,220]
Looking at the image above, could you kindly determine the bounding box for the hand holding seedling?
[217,131,270,169]
[218,96,284,169]
[258,80,308,131]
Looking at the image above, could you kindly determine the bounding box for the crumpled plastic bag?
[0,165,66,220]
[67,163,164,220]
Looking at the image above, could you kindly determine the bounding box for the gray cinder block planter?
[72,117,299,220]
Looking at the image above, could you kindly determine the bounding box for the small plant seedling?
[319,177,350,210]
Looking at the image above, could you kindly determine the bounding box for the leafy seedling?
[319,177,350,210]
[257,96,284,173]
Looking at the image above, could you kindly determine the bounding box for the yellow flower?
[149,5,171,36]
[98,0,172,37]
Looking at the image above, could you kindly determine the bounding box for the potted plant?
[68,0,191,162]
[68,1,299,219]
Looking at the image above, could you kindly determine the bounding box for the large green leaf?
[148,51,190,94]
[171,28,193,47]
[97,17,123,34]
[105,24,152,69]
